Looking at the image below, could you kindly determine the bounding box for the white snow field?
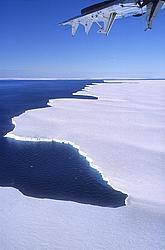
[2,79,165,249]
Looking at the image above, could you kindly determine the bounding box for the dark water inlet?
[0,137,127,207]
[0,80,127,207]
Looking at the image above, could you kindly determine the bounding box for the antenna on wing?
[71,22,79,36]
[97,12,117,35]
[84,21,93,34]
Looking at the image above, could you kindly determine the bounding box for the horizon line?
[1,77,165,81]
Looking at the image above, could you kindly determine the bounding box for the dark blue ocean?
[0,80,127,207]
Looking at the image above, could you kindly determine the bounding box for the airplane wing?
[60,0,145,36]
[60,0,165,35]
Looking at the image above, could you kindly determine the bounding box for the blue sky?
[0,0,165,78]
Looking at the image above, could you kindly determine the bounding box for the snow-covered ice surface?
[0,187,165,250]
[2,80,165,249]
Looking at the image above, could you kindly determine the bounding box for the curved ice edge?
[5,131,129,206]
[4,82,128,206]
[72,83,105,97]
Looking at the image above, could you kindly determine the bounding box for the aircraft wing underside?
[60,0,165,35]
